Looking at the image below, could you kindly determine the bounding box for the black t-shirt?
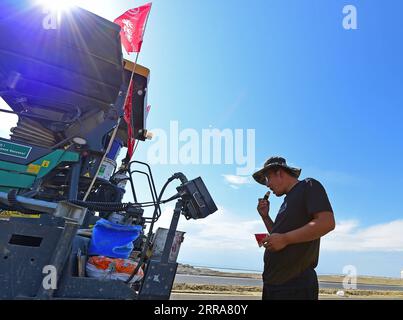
[263,178,333,286]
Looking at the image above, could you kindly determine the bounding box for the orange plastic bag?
[86,256,144,283]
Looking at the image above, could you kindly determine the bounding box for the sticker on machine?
[0,140,32,159]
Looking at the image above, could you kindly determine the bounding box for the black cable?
[124,177,173,283]
[68,194,180,214]
[125,173,184,284]
[126,193,180,208]
[69,200,131,212]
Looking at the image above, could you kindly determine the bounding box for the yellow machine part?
[0,210,40,220]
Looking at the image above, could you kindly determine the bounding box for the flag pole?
[83,5,152,200]
[122,5,152,164]
[83,117,121,201]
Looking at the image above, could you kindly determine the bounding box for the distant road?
[174,274,403,292]
[175,274,261,287]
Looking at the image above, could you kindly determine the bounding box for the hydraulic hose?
[68,200,132,212]
[125,173,187,284]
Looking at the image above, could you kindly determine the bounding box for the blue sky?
[1,0,403,277]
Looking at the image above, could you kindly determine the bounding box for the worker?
[253,156,335,300]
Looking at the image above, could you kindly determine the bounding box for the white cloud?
[151,206,403,275]
[0,98,17,138]
[153,204,403,254]
[322,219,403,252]
[222,174,252,187]
[153,205,264,251]
[303,166,369,187]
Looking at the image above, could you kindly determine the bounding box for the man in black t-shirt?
[252,156,335,300]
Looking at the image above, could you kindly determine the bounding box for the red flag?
[124,79,136,159]
[114,3,152,53]
[116,3,152,158]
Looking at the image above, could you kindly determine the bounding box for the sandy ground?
[171,283,403,300]
[174,265,403,300]
[177,264,403,286]
[171,292,403,300]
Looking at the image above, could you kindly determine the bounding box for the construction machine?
[0,1,217,300]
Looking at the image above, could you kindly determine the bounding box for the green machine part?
[0,149,79,192]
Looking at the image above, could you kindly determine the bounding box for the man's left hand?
[262,233,289,252]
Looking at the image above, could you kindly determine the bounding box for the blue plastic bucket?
[88,219,142,259]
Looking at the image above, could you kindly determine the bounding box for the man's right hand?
[257,198,270,220]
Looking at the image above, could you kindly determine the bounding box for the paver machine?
[0,0,217,299]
